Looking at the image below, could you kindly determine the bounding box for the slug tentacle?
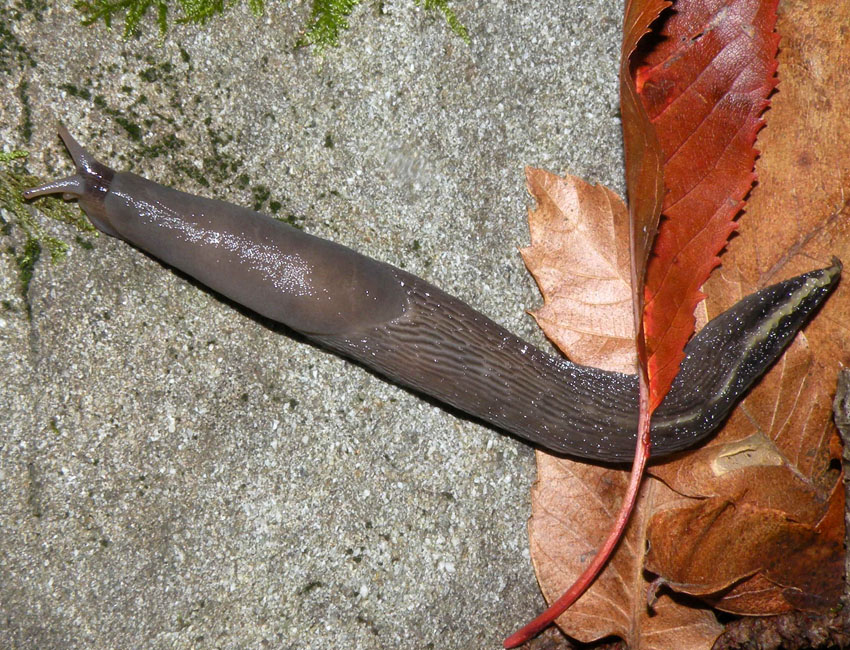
[23,125,842,462]
[22,175,86,200]
[24,125,116,235]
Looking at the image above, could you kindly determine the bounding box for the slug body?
[25,127,841,462]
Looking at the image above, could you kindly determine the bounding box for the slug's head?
[23,124,119,237]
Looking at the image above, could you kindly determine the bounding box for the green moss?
[0,151,27,164]
[115,116,144,141]
[175,161,210,188]
[74,0,263,37]
[299,579,324,595]
[251,184,270,211]
[153,120,249,195]
[297,0,360,51]
[16,237,41,298]
[138,132,185,159]
[60,83,93,101]
[78,84,173,153]
[75,0,169,37]
[139,66,158,82]
[278,213,304,230]
[75,0,469,49]
[17,79,34,143]
[1,154,98,310]
[75,235,95,250]
[415,0,468,43]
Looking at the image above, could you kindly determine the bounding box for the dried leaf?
[521,169,634,374]
[646,480,844,614]
[646,0,849,614]
[635,0,779,410]
[529,454,723,647]
[621,0,669,306]
[524,174,722,647]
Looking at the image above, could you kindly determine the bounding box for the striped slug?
[24,125,841,462]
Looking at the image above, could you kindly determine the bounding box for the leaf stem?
[503,379,652,648]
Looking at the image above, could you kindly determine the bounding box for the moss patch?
[74,0,469,50]
[296,0,360,51]
[0,154,98,309]
[16,80,34,143]
[74,0,264,38]
[0,1,37,74]
[415,0,468,43]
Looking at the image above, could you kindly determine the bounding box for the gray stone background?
[0,1,627,648]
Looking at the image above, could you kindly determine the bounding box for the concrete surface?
[0,1,626,647]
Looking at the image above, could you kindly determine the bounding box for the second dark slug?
[24,125,841,462]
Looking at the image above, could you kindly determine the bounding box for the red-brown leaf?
[646,480,844,614]
[634,0,779,409]
[645,0,849,614]
[621,0,669,313]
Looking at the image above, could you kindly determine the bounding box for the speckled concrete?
[0,1,625,648]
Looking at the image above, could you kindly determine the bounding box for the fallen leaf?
[646,0,849,615]
[646,480,844,614]
[529,454,723,647]
[635,0,779,410]
[523,0,847,642]
[523,172,723,647]
[521,169,634,374]
[620,0,668,307]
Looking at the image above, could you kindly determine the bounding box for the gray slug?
[24,125,841,462]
